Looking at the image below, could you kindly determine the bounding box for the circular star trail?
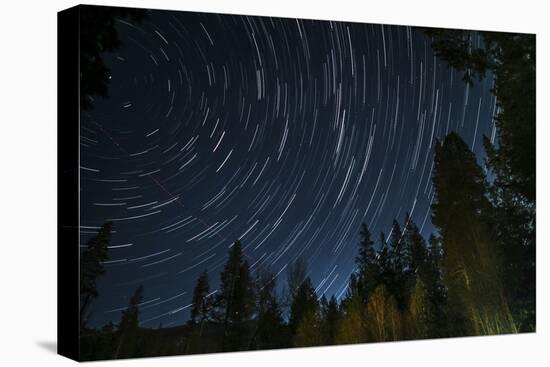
[80,9,497,328]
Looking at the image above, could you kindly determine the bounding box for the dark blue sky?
[80,8,497,328]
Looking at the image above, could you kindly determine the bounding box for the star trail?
[80,9,497,328]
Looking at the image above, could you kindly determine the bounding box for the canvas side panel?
[57,5,80,362]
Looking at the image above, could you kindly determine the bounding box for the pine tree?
[402,218,445,339]
[425,30,535,201]
[80,222,112,327]
[286,257,308,301]
[340,272,361,310]
[389,219,405,274]
[387,219,410,311]
[294,308,323,347]
[405,217,427,276]
[376,232,392,290]
[190,270,212,335]
[407,277,430,339]
[355,223,379,301]
[185,270,214,355]
[217,240,255,351]
[321,295,341,345]
[481,32,535,332]
[289,277,318,336]
[426,28,535,332]
[254,267,287,349]
[336,290,367,345]
[485,162,535,331]
[115,285,144,359]
[424,234,448,337]
[290,276,322,347]
[432,133,516,335]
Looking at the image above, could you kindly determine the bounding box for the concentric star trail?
[80,10,497,328]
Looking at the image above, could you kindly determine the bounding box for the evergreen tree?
[387,219,410,311]
[186,271,216,355]
[289,277,318,336]
[422,29,490,85]
[424,235,448,337]
[336,290,367,345]
[432,133,516,335]
[407,277,430,339]
[216,240,255,351]
[115,285,144,359]
[254,267,288,349]
[80,222,112,327]
[79,7,147,110]
[405,217,427,276]
[190,270,212,335]
[402,218,448,338]
[294,309,323,347]
[286,257,308,301]
[485,167,535,331]
[376,232,393,290]
[355,223,379,301]
[321,295,341,345]
[388,219,406,274]
[425,29,535,201]
[338,273,360,314]
[425,28,535,332]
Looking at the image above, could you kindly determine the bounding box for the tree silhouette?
[387,219,411,311]
[424,29,535,201]
[432,133,516,335]
[336,288,367,344]
[253,267,288,349]
[114,285,144,359]
[425,28,535,332]
[405,216,426,275]
[289,277,318,336]
[190,270,213,334]
[286,257,308,300]
[290,278,322,347]
[79,5,147,110]
[77,199,534,360]
[320,295,341,345]
[80,221,112,327]
[407,277,430,339]
[293,307,323,347]
[422,28,490,85]
[355,223,379,301]
[216,240,255,351]
[185,270,215,354]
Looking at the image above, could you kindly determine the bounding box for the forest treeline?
[78,31,535,361]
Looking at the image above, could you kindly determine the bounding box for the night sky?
[80,8,497,328]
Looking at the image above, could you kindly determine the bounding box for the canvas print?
[58,4,535,361]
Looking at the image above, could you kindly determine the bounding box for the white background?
[0,0,548,365]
